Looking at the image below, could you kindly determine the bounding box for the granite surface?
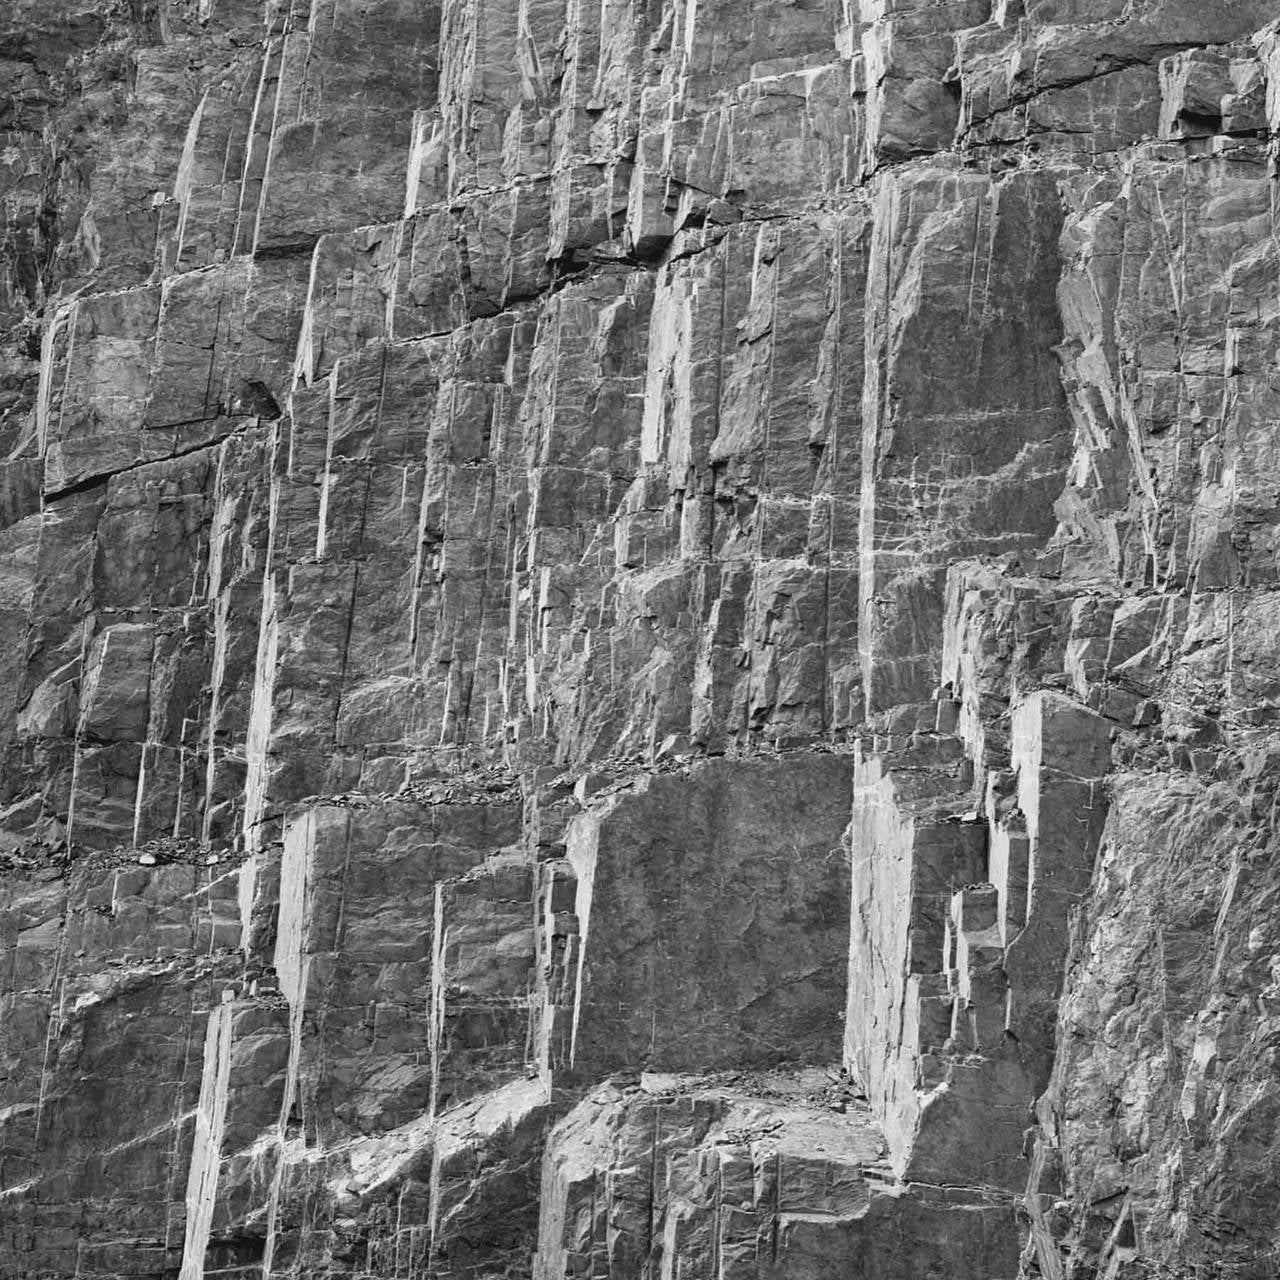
[4,0,1280,1276]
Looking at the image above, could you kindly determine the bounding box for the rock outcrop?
[4,0,1280,1276]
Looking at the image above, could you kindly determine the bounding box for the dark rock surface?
[3,0,1280,1276]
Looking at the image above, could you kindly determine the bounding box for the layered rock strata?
[5,0,1280,1277]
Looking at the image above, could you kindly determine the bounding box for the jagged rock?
[4,1,1280,1277]
[533,1071,1020,1279]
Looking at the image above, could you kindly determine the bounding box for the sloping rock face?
[4,0,1280,1277]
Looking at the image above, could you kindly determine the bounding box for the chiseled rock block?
[178,996,290,1280]
[1158,46,1267,139]
[274,797,522,1140]
[848,683,1116,1192]
[859,165,1073,713]
[431,854,537,1113]
[429,1078,553,1278]
[564,752,855,1078]
[0,870,237,1279]
[39,287,160,494]
[534,1073,1020,1280]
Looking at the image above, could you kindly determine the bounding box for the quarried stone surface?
[4,0,1280,1276]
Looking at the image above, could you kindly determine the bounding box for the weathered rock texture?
[4,0,1280,1276]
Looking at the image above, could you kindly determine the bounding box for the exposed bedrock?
[4,0,1280,1277]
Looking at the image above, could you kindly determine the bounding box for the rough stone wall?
[4,1,1280,1277]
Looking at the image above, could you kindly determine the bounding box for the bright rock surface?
[3,0,1280,1277]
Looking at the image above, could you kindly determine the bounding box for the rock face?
[4,0,1280,1276]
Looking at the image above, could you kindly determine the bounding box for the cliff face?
[3,1,1280,1276]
